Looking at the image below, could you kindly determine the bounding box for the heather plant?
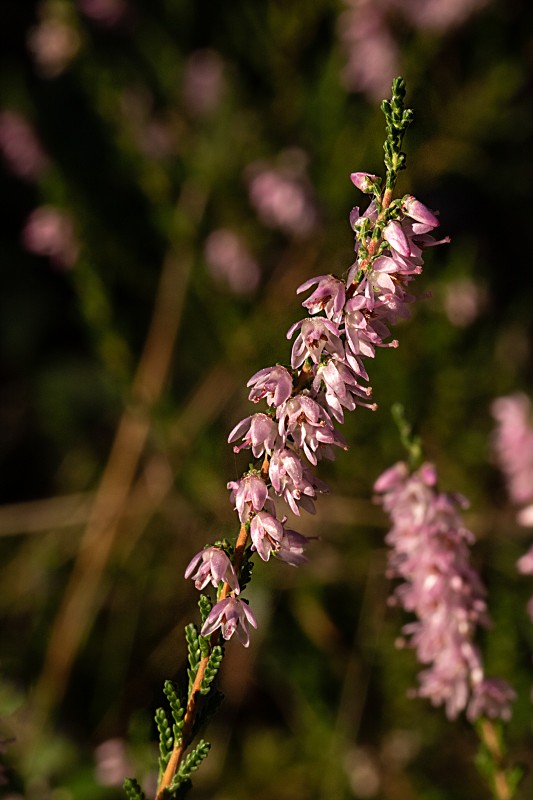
[120,77,512,800]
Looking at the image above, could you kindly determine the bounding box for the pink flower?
[276,527,313,566]
[247,365,293,408]
[185,546,240,594]
[228,413,279,458]
[297,275,346,323]
[269,447,328,515]
[350,172,380,192]
[201,597,257,646]
[287,317,344,369]
[276,394,347,466]
[228,473,269,522]
[249,509,313,565]
[344,308,397,359]
[250,511,284,561]
[402,196,439,228]
[383,220,411,257]
[315,359,374,421]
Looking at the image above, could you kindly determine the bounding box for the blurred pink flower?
[27,13,81,78]
[204,228,260,294]
[94,738,131,786]
[0,111,48,181]
[77,0,128,27]
[246,151,318,237]
[119,88,176,159]
[22,206,79,269]
[182,50,225,116]
[443,277,486,327]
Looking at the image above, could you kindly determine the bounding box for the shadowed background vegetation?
[1,0,533,798]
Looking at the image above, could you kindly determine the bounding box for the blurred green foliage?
[1,0,533,798]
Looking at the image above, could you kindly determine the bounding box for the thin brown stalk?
[155,523,250,797]
[35,243,192,716]
[155,654,210,799]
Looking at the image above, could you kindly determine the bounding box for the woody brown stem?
[155,523,250,796]
[155,654,210,799]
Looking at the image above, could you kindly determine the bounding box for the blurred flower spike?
[374,461,515,722]
[0,110,49,181]
[339,0,492,99]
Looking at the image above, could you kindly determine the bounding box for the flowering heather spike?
[149,79,453,798]
[374,461,515,722]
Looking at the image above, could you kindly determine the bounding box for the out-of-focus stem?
[478,719,514,800]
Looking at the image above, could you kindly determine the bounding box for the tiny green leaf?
[123,777,147,800]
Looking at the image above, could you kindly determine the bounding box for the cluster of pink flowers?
[374,461,515,721]
[186,171,447,647]
[491,393,533,620]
